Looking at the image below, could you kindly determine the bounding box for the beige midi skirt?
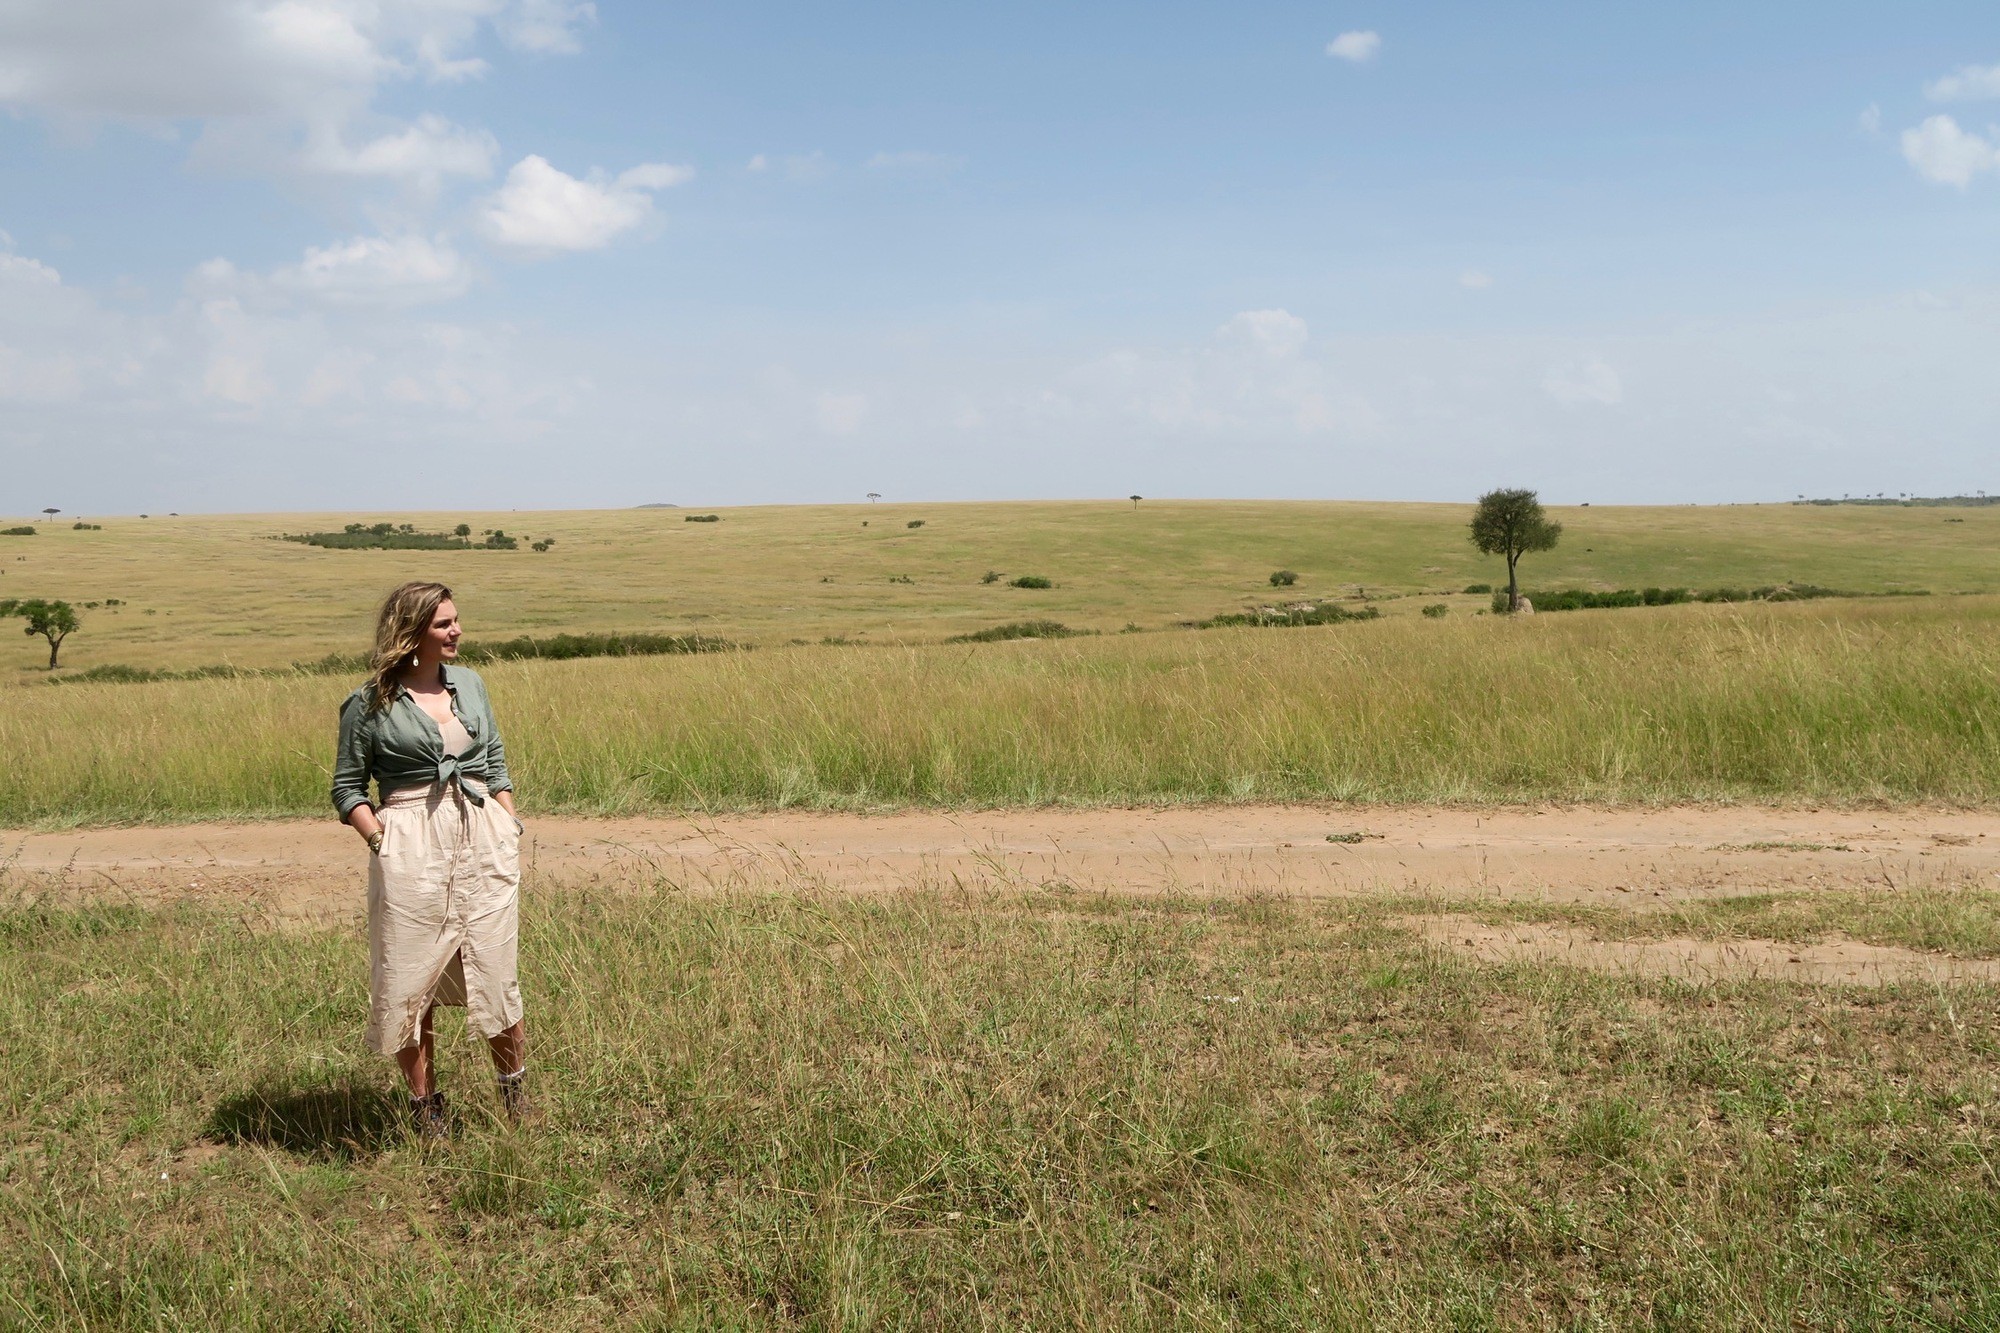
[366,781,525,1056]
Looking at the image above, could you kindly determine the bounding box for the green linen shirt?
[331,664,514,819]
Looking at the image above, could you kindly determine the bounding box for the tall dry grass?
[4,597,1996,826]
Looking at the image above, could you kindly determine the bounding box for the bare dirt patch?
[1402,913,2000,986]
[5,804,1995,927]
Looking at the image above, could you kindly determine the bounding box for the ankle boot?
[408,1090,449,1143]
[496,1068,536,1124]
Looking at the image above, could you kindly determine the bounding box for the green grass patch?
[3,886,1997,1327]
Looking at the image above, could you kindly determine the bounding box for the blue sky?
[1,1,1997,512]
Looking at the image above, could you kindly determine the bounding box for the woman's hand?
[347,804,384,851]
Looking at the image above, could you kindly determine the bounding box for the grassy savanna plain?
[1,499,1996,678]
[7,500,2000,1327]
[4,877,1999,1329]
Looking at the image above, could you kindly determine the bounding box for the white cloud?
[1925,63,2000,102]
[780,151,835,182]
[273,234,474,305]
[1901,114,2000,187]
[0,0,588,200]
[864,150,965,175]
[1326,31,1381,63]
[0,1,511,122]
[742,151,836,181]
[303,112,497,188]
[616,162,698,191]
[0,251,63,287]
[301,346,375,404]
[1543,355,1623,407]
[1459,269,1493,290]
[1038,308,1368,440]
[1217,309,1309,357]
[815,392,869,435]
[478,155,693,254]
[496,0,597,54]
[1857,103,1882,137]
[0,344,83,402]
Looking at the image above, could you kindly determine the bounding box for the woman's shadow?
[205,1080,405,1160]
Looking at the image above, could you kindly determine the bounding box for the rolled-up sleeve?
[481,682,514,797]
[331,694,374,820]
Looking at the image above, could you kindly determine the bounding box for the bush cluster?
[57,632,740,686]
[1,526,34,536]
[685,514,721,523]
[1269,570,1298,587]
[1009,575,1054,589]
[1503,584,1891,614]
[946,620,1078,643]
[279,523,520,551]
[1197,604,1381,629]
[1421,603,1449,618]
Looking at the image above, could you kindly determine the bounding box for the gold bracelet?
[367,831,384,854]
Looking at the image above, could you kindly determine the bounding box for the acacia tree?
[1469,489,1562,613]
[1,598,79,668]
[1129,495,1142,510]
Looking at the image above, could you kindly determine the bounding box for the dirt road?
[8,803,1992,910]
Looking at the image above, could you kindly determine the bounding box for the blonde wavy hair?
[366,581,454,713]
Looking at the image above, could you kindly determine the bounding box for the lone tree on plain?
[1469,488,1562,613]
[1,598,79,668]
[867,492,881,503]
[1129,494,1142,510]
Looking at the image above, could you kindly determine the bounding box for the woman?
[331,581,530,1139]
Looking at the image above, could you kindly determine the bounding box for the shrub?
[906,520,925,529]
[1422,603,1448,618]
[457,633,735,663]
[71,522,101,530]
[981,570,1003,584]
[283,527,481,551]
[889,575,915,584]
[1270,570,1298,587]
[946,620,1078,643]
[685,514,721,523]
[1,527,34,536]
[1462,583,1491,594]
[1009,575,1053,589]
[1198,604,1381,629]
[483,531,518,550]
[531,541,551,552]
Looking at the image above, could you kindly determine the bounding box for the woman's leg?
[396,1005,437,1097]
[486,1018,525,1075]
